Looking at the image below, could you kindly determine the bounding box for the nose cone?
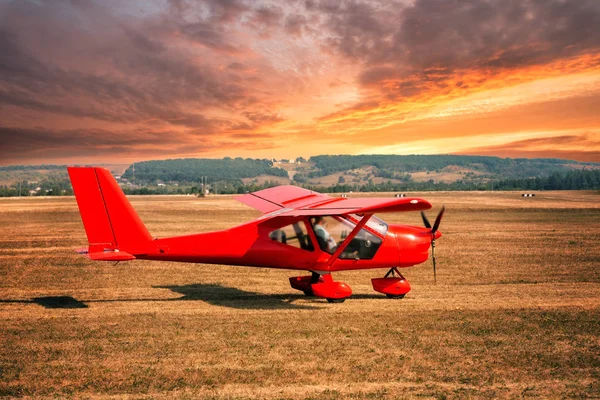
[390,224,432,266]
[434,230,442,240]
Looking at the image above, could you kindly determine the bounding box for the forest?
[0,156,598,196]
[120,158,288,184]
[307,155,596,179]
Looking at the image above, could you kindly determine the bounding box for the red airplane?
[68,166,444,303]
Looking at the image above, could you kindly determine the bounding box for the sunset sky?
[1,0,599,165]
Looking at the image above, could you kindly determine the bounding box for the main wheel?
[385,294,405,299]
[326,298,346,303]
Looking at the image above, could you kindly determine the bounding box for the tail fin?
[68,166,152,259]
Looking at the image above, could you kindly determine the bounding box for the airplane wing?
[235,186,329,213]
[236,185,431,217]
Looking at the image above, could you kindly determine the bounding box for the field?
[1,191,599,399]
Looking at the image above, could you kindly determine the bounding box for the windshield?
[350,214,388,236]
[310,216,382,260]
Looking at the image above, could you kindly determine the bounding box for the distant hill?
[120,158,288,184]
[0,164,131,196]
[0,155,598,196]
[0,165,67,186]
[308,154,596,179]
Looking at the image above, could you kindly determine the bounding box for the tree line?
[308,168,600,193]
[307,154,596,179]
[0,158,598,197]
[115,168,599,195]
[121,158,288,184]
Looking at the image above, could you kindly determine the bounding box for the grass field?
[1,191,599,399]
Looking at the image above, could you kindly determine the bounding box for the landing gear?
[327,298,346,303]
[289,272,352,302]
[372,267,411,298]
[290,272,320,296]
[385,293,406,299]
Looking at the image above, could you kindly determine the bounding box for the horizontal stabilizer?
[86,250,136,261]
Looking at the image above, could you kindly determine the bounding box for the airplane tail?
[68,166,152,260]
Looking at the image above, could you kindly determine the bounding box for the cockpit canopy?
[269,215,387,260]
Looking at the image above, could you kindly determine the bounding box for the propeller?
[420,206,445,283]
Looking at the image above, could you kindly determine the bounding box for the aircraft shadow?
[0,296,89,309]
[32,296,89,309]
[0,284,319,310]
[154,283,318,310]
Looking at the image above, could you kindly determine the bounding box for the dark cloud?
[166,0,251,22]
[179,21,240,53]
[465,133,600,153]
[284,14,308,36]
[242,111,285,124]
[0,0,284,131]
[313,0,600,98]
[227,62,249,71]
[0,126,179,159]
[252,5,284,27]
[0,125,277,163]
[121,26,167,54]
[204,0,251,23]
[456,133,600,162]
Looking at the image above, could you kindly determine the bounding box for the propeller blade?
[420,211,431,229]
[431,206,445,234]
[431,240,437,284]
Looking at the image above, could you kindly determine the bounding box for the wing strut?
[326,214,372,266]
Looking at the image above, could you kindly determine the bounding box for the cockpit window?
[310,216,353,254]
[350,214,388,236]
[310,216,382,260]
[269,221,314,251]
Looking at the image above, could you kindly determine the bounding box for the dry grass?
[1,191,599,399]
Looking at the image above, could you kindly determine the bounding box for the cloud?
[0,0,599,164]
[0,0,292,134]
[314,0,600,99]
[252,5,284,28]
[178,21,241,53]
[0,125,279,163]
[242,111,285,124]
[284,14,308,36]
[455,133,600,162]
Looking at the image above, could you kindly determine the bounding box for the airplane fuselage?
[135,219,439,272]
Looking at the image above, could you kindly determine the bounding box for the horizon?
[1,0,599,164]
[1,153,599,169]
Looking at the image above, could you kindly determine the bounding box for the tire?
[326,298,346,303]
[386,294,405,299]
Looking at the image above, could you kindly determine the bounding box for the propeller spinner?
[420,206,445,283]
